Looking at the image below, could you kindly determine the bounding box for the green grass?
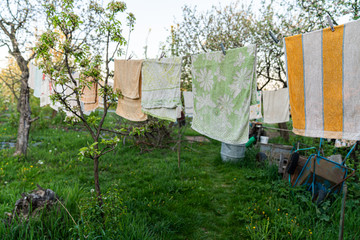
[0,109,359,239]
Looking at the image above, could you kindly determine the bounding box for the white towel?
[263,88,289,124]
[30,64,43,98]
[249,91,262,120]
[183,91,193,117]
[28,62,36,90]
[40,74,51,107]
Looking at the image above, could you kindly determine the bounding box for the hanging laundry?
[263,88,289,124]
[49,72,80,118]
[28,62,36,90]
[249,91,262,120]
[40,73,51,107]
[335,139,357,148]
[284,19,360,140]
[141,57,182,122]
[183,91,193,118]
[29,63,43,98]
[114,59,147,121]
[191,45,257,144]
[64,72,80,117]
[81,77,99,113]
[97,80,114,109]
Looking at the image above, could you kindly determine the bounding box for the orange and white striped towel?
[284,19,360,140]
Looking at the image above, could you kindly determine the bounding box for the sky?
[121,0,247,59]
[0,0,255,67]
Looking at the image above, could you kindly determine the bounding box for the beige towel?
[114,59,143,99]
[81,77,99,112]
[114,59,147,121]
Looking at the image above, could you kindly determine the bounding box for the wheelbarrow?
[286,138,356,203]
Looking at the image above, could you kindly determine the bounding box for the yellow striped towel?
[284,19,360,140]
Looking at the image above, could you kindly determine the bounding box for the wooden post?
[338,184,347,240]
[354,142,359,182]
[177,124,181,169]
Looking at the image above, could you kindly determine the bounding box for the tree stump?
[4,185,59,225]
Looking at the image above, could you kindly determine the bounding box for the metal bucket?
[220,142,246,162]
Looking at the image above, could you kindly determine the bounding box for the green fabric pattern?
[141,57,182,122]
[191,45,257,144]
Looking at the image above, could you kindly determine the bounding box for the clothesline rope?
[260,125,293,132]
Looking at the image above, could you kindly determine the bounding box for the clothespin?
[127,54,133,61]
[326,15,335,32]
[220,43,226,55]
[158,52,165,61]
[269,31,279,44]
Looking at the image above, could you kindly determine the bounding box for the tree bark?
[93,146,103,208]
[13,70,31,156]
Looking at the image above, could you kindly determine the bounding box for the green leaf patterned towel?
[141,57,182,122]
[191,45,257,144]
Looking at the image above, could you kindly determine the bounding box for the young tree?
[0,0,43,156]
[35,0,135,207]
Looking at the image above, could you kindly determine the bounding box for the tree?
[0,57,21,109]
[0,0,43,156]
[35,0,135,207]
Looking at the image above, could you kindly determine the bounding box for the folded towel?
[141,57,182,122]
[249,91,262,120]
[113,59,147,121]
[116,97,147,121]
[284,19,360,140]
[183,91,194,117]
[263,88,289,124]
[191,45,257,144]
[81,78,98,104]
[114,59,143,99]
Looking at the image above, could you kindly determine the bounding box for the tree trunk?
[93,153,103,208]
[278,122,290,143]
[14,71,31,156]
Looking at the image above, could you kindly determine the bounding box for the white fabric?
[183,91,194,117]
[40,74,51,107]
[28,62,36,90]
[263,88,290,124]
[249,91,262,120]
[343,20,360,140]
[303,30,324,135]
[30,64,43,98]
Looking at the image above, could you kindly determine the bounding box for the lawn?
[0,108,359,239]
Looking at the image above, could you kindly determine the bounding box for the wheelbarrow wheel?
[286,152,299,174]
